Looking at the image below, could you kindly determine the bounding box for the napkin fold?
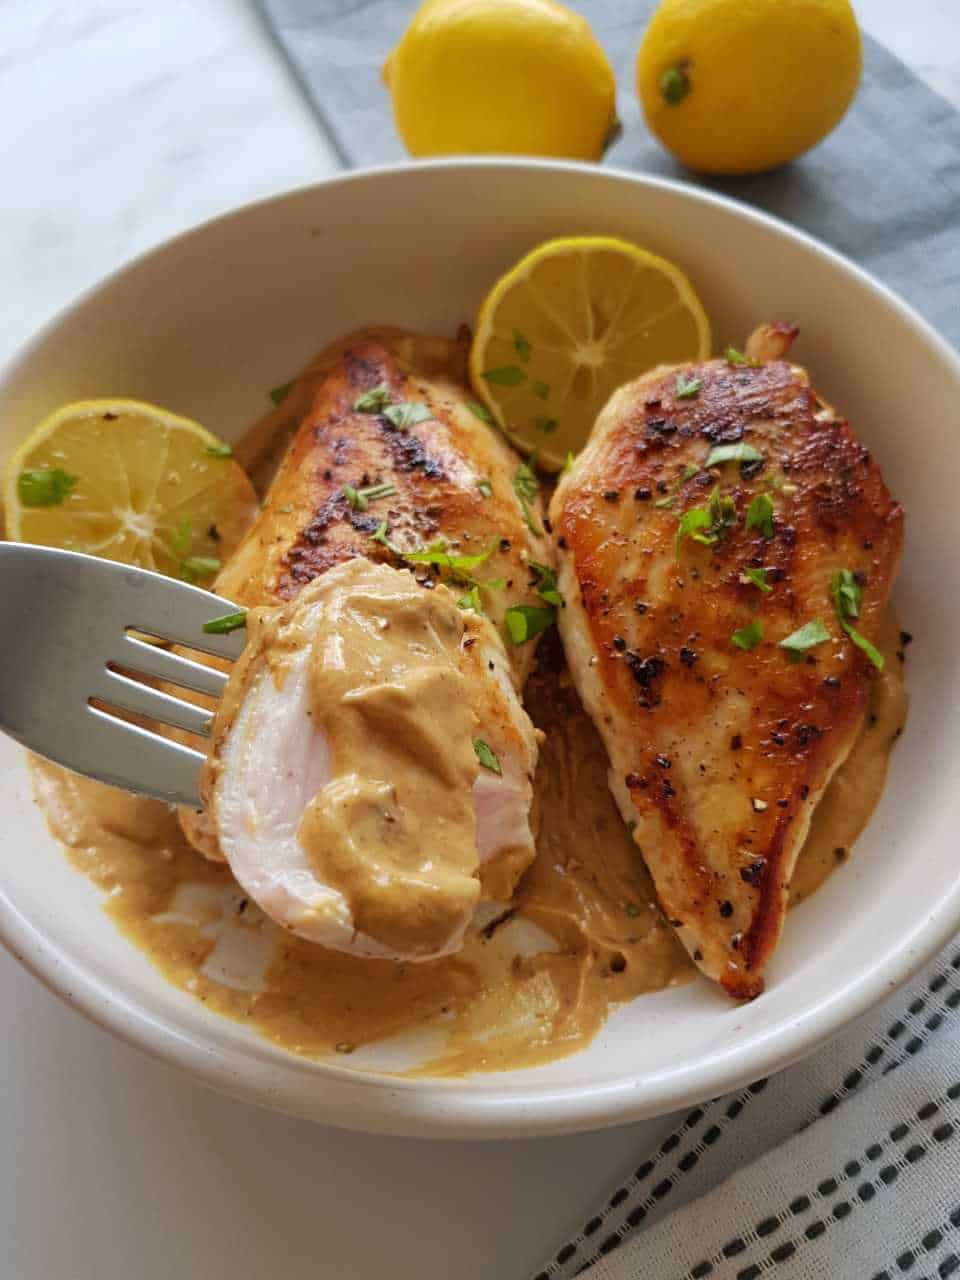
[533,942,960,1279]
[257,4,960,1275]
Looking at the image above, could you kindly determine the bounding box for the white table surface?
[2,3,958,1277]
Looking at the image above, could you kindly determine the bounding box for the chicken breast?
[204,559,538,963]
[550,327,903,998]
[218,326,549,686]
[180,328,547,958]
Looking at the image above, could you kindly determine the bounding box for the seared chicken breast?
[181,328,549,958]
[550,327,903,998]
[218,326,549,686]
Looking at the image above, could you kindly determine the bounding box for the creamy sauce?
[28,614,905,1074]
[299,572,480,955]
[21,352,909,1074]
[215,562,483,958]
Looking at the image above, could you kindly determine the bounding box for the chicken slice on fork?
[180,328,548,960]
[204,558,538,962]
[550,326,903,998]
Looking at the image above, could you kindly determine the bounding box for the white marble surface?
[0,3,957,1278]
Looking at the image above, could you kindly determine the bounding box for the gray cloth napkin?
[533,941,960,1279]
[258,0,960,344]
[257,2,960,1274]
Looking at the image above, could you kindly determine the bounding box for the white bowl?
[1,160,958,1139]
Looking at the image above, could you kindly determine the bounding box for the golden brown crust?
[217,327,548,683]
[551,355,903,998]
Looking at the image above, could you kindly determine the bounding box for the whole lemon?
[384,0,617,160]
[637,0,862,175]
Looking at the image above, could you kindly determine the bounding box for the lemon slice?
[469,236,711,470]
[3,399,258,582]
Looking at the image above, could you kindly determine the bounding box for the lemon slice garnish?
[470,236,711,470]
[3,399,258,581]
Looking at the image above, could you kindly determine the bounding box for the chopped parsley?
[831,568,861,620]
[779,618,830,660]
[675,506,712,558]
[745,492,775,538]
[400,537,495,577]
[675,487,737,559]
[740,567,772,593]
[383,401,432,430]
[456,574,505,615]
[342,481,396,511]
[675,374,702,400]
[370,525,503,606]
[512,460,543,537]
[467,400,493,424]
[269,381,293,406]
[205,442,233,458]
[482,365,526,387]
[172,514,193,557]
[512,329,532,362]
[504,604,556,645]
[473,738,502,776]
[17,468,78,508]
[529,560,562,605]
[708,487,738,537]
[533,380,550,401]
[724,346,760,367]
[353,384,392,413]
[476,477,493,498]
[202,610,248,635]
[705,442,763,468]
[179,555,221,583]
[841,624,884,671]
[732,619,764,651]
[457,586,483,613]
[831,568,884,670]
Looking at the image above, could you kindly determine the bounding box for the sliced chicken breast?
[179,328,547,958]
[203,559,537,963]
[550,327,903,998]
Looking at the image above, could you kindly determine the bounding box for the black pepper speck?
[739,858,766,887]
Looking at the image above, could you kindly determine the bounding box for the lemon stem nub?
[603,113,623,151]
[660,65,690,105]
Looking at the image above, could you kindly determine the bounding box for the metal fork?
[0,543,246,807]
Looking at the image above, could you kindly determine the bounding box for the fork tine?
[94,669,214,737]
[0,544,239,806]
[118,634,229,698]
[84,705,205,806]
[108,561,248,660]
